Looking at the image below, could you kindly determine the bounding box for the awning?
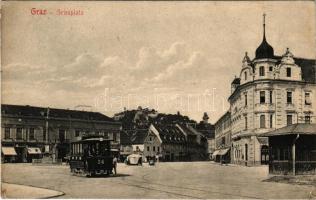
[2,147,17,156]
[27,147,42,154]
[218,148,230,156]
[212,150,220,157]
[120,152,132,155]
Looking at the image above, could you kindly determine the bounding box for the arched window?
[260,115,266,128]
[259,66,265,76]
[244,71,247,80]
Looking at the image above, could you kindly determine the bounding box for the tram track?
[108,171,262,199]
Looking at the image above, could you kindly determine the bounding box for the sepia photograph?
[1,1,316,199]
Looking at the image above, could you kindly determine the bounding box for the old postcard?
[1,1,316,199]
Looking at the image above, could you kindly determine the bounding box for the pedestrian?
[112,156,118,175]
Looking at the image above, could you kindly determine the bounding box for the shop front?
[213,148,230,163]
[1,147,17,163]
[262,124,316,175]
[27,147,43,162]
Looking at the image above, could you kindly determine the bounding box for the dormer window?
[244,71,247,80]
[259,66,265,76]
[286,67,291,77]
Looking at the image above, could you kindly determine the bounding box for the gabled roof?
[124,129,148,145]
[187,126,206,138]
[274,56,316,83]
[260,123,316,137]
[120,131,133,145]
[152,124,186,144]
[1,104,115,122]
[177,124,195,136]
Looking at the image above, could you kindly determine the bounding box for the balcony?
[255,103,275,113]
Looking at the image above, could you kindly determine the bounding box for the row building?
[1,104,121,163]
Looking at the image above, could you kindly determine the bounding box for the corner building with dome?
[222,15,316,166]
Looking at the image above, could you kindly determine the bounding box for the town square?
[1,1,316,199]
[2,162,315,199]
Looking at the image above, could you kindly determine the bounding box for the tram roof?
[72,137,113,143]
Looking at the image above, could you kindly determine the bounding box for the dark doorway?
[59,129,65,143]
[57,144,69,161]
[261,145,269,165]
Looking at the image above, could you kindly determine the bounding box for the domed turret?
[255,14,274,59]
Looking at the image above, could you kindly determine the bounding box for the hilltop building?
[196,112,215,158]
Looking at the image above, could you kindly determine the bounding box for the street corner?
[1,182,64,199]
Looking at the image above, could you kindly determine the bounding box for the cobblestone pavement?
[2,162,315,199]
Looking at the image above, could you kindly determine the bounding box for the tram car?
[69,136,115,176]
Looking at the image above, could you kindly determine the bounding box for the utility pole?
[46,107,50,144]
[292,134,300,176]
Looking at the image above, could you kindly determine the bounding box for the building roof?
[260,123,316,137]
[214,111,231,126]
[231,77,240,85]
[187,126,206,139]
[153,124,186,144]
[124,129,148,145]
[196,122,215,139]
[255,15,274,59]
[177,124,196,136]
[229,56,316,101]
[120,131,133,145]
[1,104,115,122]
[278,56,316,83]
[255,34,274,59]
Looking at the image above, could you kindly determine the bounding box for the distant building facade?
[120,129,148,155]
[119,131,133,161]
[214,111,231,163]
[177,124,208,161]
[1,104,121,163]
[144,124,187,161]
[196,112,215,158]
[143,123,208,162]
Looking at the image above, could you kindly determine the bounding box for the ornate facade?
[222,15,316,166]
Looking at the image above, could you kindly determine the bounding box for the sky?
[2,1,316,123]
